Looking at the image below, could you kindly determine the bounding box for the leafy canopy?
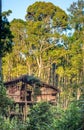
[0,10,13,57]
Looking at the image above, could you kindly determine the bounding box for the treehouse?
[4,74,59,120]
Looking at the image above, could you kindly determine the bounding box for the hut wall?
[6,85,57,103]
[7,86,21,102]
[36,87,56,102]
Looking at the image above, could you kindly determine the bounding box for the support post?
[23,83,27,121]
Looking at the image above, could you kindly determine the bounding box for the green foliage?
[0,118,28,130]
[54,102,82,130]
[27,102,55,130]
[25,101,82,130]
[25,1,68,79]
[67,0,84,30]
[0,101,83,130]
[0,1,84,129]
[2,19,27,79]
[0,81,14,129]
[26,1,68,27]
[0,82,12,115]
[0,10,13,57]
[62,103,81,130]
[3,2,68,80]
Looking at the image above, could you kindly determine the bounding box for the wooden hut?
[4,74,59,120]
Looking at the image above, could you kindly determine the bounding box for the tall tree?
[3,2,68,83]
[0,0,13,119]
[67,0,84,94]
[0,8,13,81]
[56,0,84,108]
[2,19,28,80]
[25,2,68,80]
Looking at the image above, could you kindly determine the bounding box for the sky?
[2,0,77,21]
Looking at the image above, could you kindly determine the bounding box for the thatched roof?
[4,74,60,92]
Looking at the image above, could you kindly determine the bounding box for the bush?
[27,102,55,130]
[53,102,82,130]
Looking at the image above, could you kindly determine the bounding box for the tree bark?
[36,56,42,78]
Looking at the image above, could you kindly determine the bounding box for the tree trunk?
[0,0,2,81]
[77,88,80,100]
[36,56,42,78]
[0,56,2,81]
